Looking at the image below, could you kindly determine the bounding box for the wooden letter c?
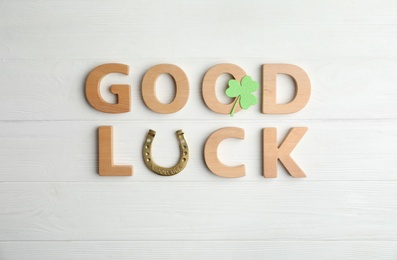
[204,127,246,178]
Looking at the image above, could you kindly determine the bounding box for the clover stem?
[230,95,240,117]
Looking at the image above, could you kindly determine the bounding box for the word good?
[85,63,311,115]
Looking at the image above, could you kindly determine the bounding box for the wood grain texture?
[1,241,396,260]
[0,120,395,182]
[1,59,397,120]
[263,127,308,178]
[142,64,189,114]
[262,64,311,114]
[1,0,397,259]
[98,126,133,176]
[0,182,396,241]
[0,1,396,60]
[85,63,131,113]
[202,63,245,114]
[204,127,246,178]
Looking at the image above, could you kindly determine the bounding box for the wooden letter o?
[142,64,189,114]
[202,64,246,114]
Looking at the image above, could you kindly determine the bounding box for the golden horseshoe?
[143,129,189,176]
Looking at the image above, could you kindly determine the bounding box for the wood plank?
[1,241,396,260]
[0,1,396,60]
[0,182,396,241]
[1,59,397,120]
[0,120,395,181]
[1,0,397,256]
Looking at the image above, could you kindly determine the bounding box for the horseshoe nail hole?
[146,158,151,162]
[182,158,186,162]
[145,152,149,156]
[184,151,187,155]
[146,139,152,143]
[181,139,185,143]
[145,145,149,149]
[183,145,187,149]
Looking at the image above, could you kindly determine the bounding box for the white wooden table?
[0,0,396,259]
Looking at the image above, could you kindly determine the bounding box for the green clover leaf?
[225,75,258,117]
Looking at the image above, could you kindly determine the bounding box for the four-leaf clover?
[225,75,258,117]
